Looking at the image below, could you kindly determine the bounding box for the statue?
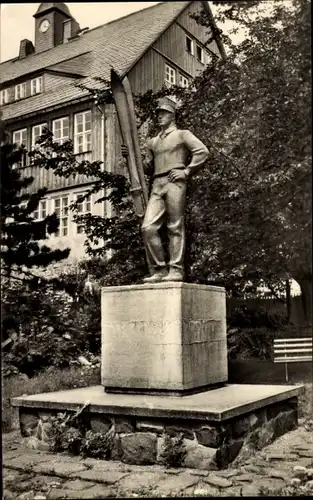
[122,98,209,283]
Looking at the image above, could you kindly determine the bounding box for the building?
[0,1,224,260]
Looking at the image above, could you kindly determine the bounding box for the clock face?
[39,19,50,33]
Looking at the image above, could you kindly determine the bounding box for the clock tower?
[33,3,74,53]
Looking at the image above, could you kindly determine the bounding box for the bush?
[227,327,274,360]
[227,305,289,330]
[2,272,101,377]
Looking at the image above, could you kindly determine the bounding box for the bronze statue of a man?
[123,98,209,283]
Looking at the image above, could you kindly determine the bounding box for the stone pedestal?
[101,283,228,395]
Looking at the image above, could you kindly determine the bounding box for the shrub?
[2,273,101,377]
[227,327,274,360]
[227,305,289,330]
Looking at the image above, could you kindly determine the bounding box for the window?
[54,196,69,236]
[74,110,92,154]
[52,117,69,144]
[179,74,189,88]
[165,64,176,86]
[13,128,28,167]
[0,89,10,105]
[75,192,91,234]
[15,83,26,100]
[31,77,43,96]
[32,123,47,149]
[196,45,204,63]
[33,200,47,220]
[186,36,194,55]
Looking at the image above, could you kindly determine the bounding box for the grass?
[2,365,101,432]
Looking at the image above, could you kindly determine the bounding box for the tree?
[0,134,70,282]
[35,0,311,323]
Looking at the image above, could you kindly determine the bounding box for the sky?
[0,2,162,62]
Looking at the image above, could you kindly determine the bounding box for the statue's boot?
[143,268,168,283]
[162,268,184,282]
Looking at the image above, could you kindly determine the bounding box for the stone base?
[101,283,228,394]
[12,384,304,470]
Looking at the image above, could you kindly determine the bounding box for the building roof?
[1,1,192,122]
[33,2,71,18]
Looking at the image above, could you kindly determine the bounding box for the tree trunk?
[296,277,312,327]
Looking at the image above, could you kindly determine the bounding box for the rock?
[62,479,93,491]
[63,333,72,340]
[17,492,35,500]
[241,484,261,496]
[114,417,135,433]
[306,480,313,489]
[235,473,255,482]
[120,432,157,465]
[293,465,308,479]
[183,438,217,470]
[4,492,15,500]
[204,474,233,488]
[298,450,313,458]
[273,410,297,437]
[193,484,220,496]
[34,496,46,500]
[289,477,301,485]
[266,453,288,461]
[20,412,38,437]
[90,416,112,434]
[232,417,251,437]
[165,423,195,440]
[195,425,225,447]
[257,422,275,448]
[78,355,91,366]
[306,468,313,479]
[111,434,122,460]
[136,419,164,434]
[216,439,244,468]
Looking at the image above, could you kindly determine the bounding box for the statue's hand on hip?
[168,169,187,182]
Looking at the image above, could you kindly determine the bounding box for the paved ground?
[3,419,313,499]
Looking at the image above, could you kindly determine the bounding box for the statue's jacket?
[145,125,209,177]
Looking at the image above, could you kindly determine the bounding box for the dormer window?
[186,36,194,55]
[196,45,204,63]
[31,76,43,96]
[15,83,26,100]
[0,89,10,105]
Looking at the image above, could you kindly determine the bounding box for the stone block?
[183,438,217,470]
[195,425,227,447]
[20,411,39,437]
[90,415,112,434]
[114,416,135,433]
[216,439,244,468]
[101,283,227,392]
[111,435,122,460]
[120,432,157,465]
[136,419,164,434]
[165,422,195,440]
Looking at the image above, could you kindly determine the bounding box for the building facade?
[0,1,223,260]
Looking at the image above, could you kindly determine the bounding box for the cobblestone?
[3,417,313,498]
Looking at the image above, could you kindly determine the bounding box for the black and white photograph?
[1,0,312,498]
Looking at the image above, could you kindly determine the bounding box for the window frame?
[30,76,43,96]
[12,128,28,167]
[165,64,176,86]
[74,110,92,154]
[52,116,70,145]
[196,44,204,63]
[53,195,69,237]
[186,36,194,56]
[15,83,27,100]
[31,123,48,149]
[179,74,189,88]
[75,191,92,234]
[33,200,47,221]
[0,88,10,105]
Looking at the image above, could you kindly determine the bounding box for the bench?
[274,337,312,382]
